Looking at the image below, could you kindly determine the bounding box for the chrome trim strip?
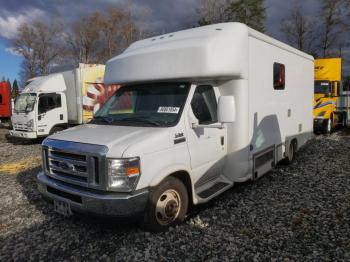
[48,154,87,167]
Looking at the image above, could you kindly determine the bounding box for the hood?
[48,124,172,158]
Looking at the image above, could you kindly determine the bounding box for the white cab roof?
[105,22,313,85]
[22,74,66,93]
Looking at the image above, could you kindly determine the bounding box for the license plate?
[54,199,72,216]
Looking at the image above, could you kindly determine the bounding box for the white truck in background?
[37,23,314,232]
[9,64,118,139]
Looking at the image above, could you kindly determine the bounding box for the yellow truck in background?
[313,58,349,133]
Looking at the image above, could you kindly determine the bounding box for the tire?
[284,140,295,165]
[49,126,64,135]
[143,177,188,232]
[342,112,347,128]
[324,118,332,135]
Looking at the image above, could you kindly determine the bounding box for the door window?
[38,93,61,114]
[191,85,217,124]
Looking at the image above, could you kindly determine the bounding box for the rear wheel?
[143,177,188,232]
[284,140,296,165]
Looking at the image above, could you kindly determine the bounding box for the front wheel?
[342,112,347,128]
[324,118,332,135]
[143,177,188,232]
[49,126,64,135]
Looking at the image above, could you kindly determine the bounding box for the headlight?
[107,157,141,192]
[27,119,34,131]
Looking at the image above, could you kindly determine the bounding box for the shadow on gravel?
[16,166,139,229]
[0,166,143,260]
[5,133,44,145]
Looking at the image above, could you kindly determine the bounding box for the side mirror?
[218,96,236,123]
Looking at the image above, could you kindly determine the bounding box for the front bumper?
[37,172,149,217]
[9,130,37,139]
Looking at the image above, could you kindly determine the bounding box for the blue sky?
[0,41,21,83]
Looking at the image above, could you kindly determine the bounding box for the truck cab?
[10,75,67,138]
[0,81,12,121]
[313,58,347,133]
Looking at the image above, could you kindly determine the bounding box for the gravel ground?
[0,127,350,261]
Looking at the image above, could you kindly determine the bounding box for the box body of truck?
[0,81,11,120]
[37,23,314,231]
[9,64,112,139]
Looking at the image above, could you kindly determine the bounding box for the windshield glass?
[92,83,190,127]
[14,93,37,113]
[314,80,330,94]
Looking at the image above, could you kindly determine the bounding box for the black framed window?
[38,93,61,114]
[273,62,285,90]
[191,85,218,124]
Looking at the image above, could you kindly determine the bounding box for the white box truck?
[37,23,314,232]
[9,64,118,139]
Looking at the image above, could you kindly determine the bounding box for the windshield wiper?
[119,117,162,126]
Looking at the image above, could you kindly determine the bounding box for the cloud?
[0,8,45,39]
[5,47,21,56]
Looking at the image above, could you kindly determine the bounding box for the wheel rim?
[155,189,181,226]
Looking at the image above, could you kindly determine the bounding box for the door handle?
[60,114,63,120]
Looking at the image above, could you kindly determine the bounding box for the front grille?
[45,148,104,188]
[42,139,108,190]
[14,123,29,131]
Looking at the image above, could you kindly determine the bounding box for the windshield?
[314,80,330,94]
[14,93,37,113]
[92,83,190,127]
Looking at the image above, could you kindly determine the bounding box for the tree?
[12,18,63,82]
[65,7,145,64]
[197,0,228,26]
[197,0,266,32]
[225,0,266,32]
[6,78,11,90]
[1,76,5,82]
[65,12,104,64]
[281,3,318,54]
[318,0,348,57]
[97,7,141,62]
[11,79,19,98]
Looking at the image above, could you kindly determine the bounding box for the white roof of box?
[105,22,313,85]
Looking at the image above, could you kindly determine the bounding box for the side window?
[273,62,285,90]
[191,85,217,124]
[38,93,61,114]
[0,94,2,104]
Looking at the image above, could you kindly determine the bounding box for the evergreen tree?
[1,76,5,82]
[12,79,19,98]
[7,78,11,90]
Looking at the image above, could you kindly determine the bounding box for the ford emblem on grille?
[58,161,75,171]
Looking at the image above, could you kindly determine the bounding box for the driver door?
[186,85,227,185]
[37,93,66,135]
